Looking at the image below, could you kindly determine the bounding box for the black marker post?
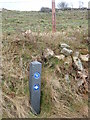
[29,61,42,115]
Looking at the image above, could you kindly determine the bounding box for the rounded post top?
[31,61,42,65]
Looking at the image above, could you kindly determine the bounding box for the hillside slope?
[2,9,89,118]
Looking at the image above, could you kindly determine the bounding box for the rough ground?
[1,9,89,118]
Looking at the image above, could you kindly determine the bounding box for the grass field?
[1,9,89,118]
[2,9,88,33]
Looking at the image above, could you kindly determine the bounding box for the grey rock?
[44,48,54,58]
[74,51,79,58]
[80,54,89,62]
[65,74,70,83]
[61,48,73,56]
[77,71,87,87]
[73,56,83,71]
[55,55,65,60]
[60,43,70,48]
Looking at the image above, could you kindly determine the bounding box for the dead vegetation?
[1,9,89,118]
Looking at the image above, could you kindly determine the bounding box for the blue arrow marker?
[33,85,39,90]
[34,72,40,79]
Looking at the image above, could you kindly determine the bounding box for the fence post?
[52,0,56,32]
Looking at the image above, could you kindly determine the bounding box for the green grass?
[2,9,88,118]
[2,10,88,33]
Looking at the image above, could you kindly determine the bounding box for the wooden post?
[52,0,56,32]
